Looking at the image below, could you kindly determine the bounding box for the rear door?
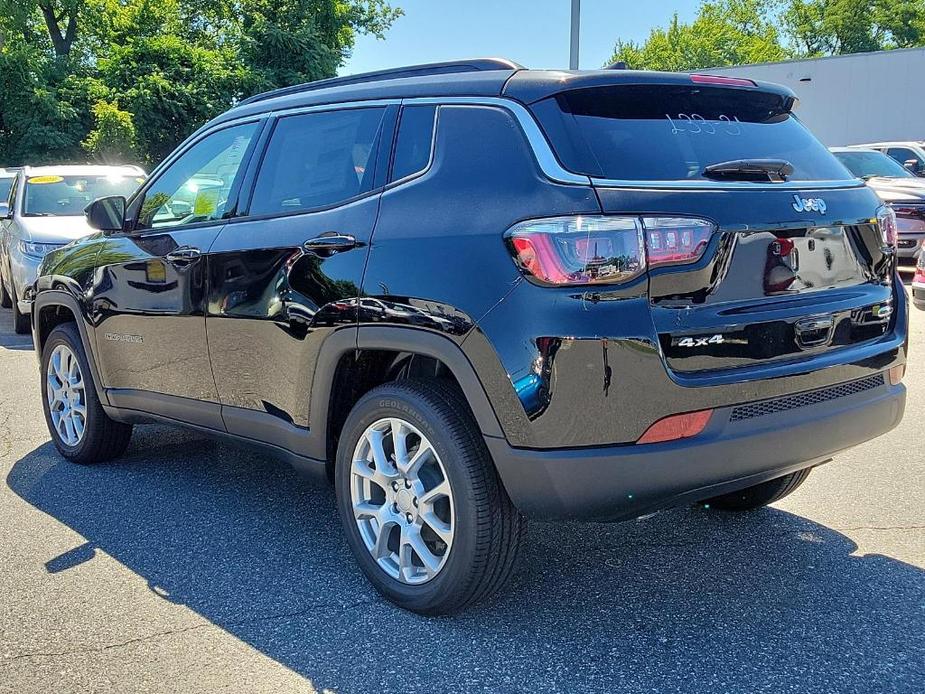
[529,81,896,375]
[206,104,394,449]
[92,120,261,426]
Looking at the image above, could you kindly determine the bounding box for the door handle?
[302,233,357,255]
[165,246,202,264]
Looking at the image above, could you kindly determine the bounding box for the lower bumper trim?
[487,378,905,521]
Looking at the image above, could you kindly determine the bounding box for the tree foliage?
[609,0,925,70]
[0,0,402,166]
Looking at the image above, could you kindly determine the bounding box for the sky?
[341,0,701,75]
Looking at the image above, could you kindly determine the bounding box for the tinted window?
[250,108,385,216]
[391,106,436,181]
[833,150,914,179]
[23,174,142,216]
[886,147,923,168]
[532,85,850,182]
[137,122,258,230]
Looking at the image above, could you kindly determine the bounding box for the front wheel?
[704,468,812,511]
[41,323,133,463]
[335,379,525,615]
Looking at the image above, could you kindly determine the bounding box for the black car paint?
[33,67,908,521]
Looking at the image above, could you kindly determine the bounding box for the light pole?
[569,0,580,69]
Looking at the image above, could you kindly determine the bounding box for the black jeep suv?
[30,59,908,614]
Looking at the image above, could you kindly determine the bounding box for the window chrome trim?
[588,177,865,190]
[384,102,439,189]
[402,96,591,186]
[202,95,867,192]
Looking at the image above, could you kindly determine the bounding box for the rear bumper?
[487,374,905,521]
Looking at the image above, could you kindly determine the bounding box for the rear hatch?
[522,74,896,374]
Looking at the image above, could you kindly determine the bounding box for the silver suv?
[0,165,144,333]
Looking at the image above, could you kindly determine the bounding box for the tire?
[335,378,526,615]
[11,284,29,334]
[704,468,812,511]
[40,322,133,464]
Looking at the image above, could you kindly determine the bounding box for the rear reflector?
[690,74,756,88]
[889,365,905,385]
[637,409,713,444]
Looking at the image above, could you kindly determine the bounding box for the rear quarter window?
[531,84,852,183]
[390,105,436,182]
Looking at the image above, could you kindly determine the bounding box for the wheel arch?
[308,326,505,473]
[32,290,108,406]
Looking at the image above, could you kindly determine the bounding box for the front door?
[92,121,262,427]
[205,105,391,450]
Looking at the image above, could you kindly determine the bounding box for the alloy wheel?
[46,344,87,447]
[350,417,455,584]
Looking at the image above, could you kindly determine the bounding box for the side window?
[136,122,258,230]
[390,106,437,182]
[887,147,920,168]
[249,107,385,217]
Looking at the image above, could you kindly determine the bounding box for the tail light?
[506,215,715,287]
[876,205,898,247]
[642,217,714,267]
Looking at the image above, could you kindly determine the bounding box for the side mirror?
[0,202,9,220]
[85,196,126,234]
[903,159,921,173]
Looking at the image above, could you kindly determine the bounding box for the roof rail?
[238,58,524,106]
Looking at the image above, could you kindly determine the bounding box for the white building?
[708,47,925,146]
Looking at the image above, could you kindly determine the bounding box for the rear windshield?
[532,84,852,182]
[24,174,142,216]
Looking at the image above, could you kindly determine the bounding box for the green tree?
[82,100,138,163]
[0,0,402,166]
[785,0,925,54]
[609,0,789,71]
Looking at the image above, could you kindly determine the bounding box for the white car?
[852,141,925,176]
[0,165,145,333]
[830,147,925,261]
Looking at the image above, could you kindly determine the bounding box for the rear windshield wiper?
[702,159,794,183]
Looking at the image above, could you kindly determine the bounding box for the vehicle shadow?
[7,425,923,693]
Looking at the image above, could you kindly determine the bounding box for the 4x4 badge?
[792,194,827,214]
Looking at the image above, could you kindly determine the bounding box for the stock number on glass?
[665,114,742,135]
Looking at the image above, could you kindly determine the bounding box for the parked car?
[853,141,925,176]
[30,60,907,614]
[0,165,145,333]
[830,147,925,262]
[0,168,17,217]
[914,252,925,310]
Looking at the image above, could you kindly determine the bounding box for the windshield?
[23,174,142,216]
[532,84,852,182]
[833,150,915,179]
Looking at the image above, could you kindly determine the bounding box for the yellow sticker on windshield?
[193,189,218,216]
[27,175,64,184]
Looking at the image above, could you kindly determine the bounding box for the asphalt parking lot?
[0,277,922,694]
